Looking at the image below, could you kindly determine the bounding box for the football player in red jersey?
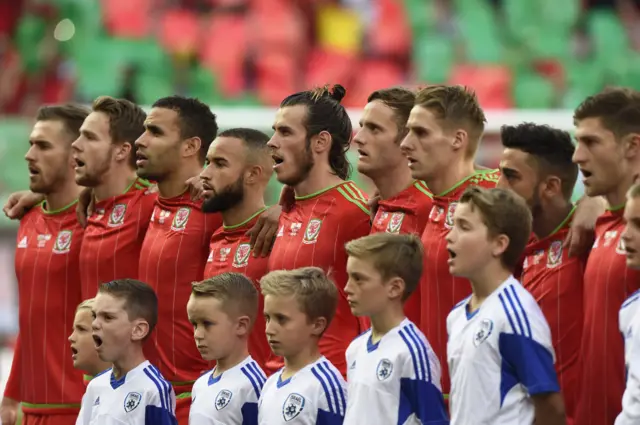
[572,88,640,425]
[134,96,223,424]
[497,123,583,424]
[71,96,155,298]
[199,127,275,373]
[400,85,499,398]
[353,87,431,326]
[1,105,88,425]
[267,84,370,376]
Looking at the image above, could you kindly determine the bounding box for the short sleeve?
[398,326,449,424]
[144,385,177,425]
[497,288,559,396]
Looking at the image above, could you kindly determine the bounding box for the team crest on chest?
[376,358,393,381]
[547,240,563,268]
[108,204,127,227]
[386,213,405,234]
[303,219,322,244]
[233,243,251,268]
[473,319,494,347]
[123,392,142,413]
[171,207,191,231]
[444,202,458,229]
[283,393,305,421]
[617,235,627,255]
[215,389,233,410]
[52,230,72,254]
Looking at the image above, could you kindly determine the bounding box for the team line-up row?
[1,84,640,425]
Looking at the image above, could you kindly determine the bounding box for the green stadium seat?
[589,10,629,63]
[455,0,503,63]
[14,15,47,74]
[413,35,454,84]
[513,72,556,109]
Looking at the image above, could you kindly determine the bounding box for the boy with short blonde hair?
[187,273,266,425]
[445,187,564,425]
[258,267,347,425]
[343,233,448,424]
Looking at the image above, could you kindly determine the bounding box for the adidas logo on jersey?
[17,236,27,248]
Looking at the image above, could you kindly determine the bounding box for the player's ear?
[541,175,562,199]
[183,137,202,159]
[624,133,640,159]
[452,129,468,152]
[131,319,150,342]
[245,164,263,185]
[387,277,404,300]
[236,315,251,337]
[312,131,332,155]
[311,316,328,337]
[115,142,132,163]
[491,233,510,258]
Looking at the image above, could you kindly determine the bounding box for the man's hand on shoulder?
[3,191,44,220]
[247,205,282,258]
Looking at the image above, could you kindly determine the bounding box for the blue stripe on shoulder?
[622,289,640,309]
[143,367,167,410]
[149,366,172,413]
[318,362,346,414]
[241,366,261,399]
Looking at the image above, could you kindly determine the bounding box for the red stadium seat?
[159,9,201,55]
[449,64,512,109]
[101,0,151,38]
[305,48,357,89]
[255,52,297,106]
[368,0,412,57]
[249,0,306,52]
[200,14,248,96]
[343,60,404,108]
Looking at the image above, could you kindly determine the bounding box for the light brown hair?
[98,279,158,340]
[415,85,486,157]
[191,273,259,326]
[92,96,146,167]
[367,87,416,141]
[459,186,532,270]
[573,87,640,141]
[36,104,90,143]
[260,267,338,327]
[76,298,95,312]
[345,233,423,301]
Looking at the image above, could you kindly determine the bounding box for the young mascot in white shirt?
[445,187,565,425]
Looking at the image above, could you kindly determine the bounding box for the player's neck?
[469,262,512,304]
[423,159,475,196]
[215,346,249,376]
[369,164,414,200]
[294,165,344,198]
[221,190,266,228]
[44,179,82,212]
[86,363,112,378]
[111,349,146,380]
[606,171,637,209]
[93,167,137,203]
[158,162,203,199]
[533,199,574,239]
[369,304,405,342]
[282,344,321,378]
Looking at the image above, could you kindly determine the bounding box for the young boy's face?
[446,202,498,278]
[623,196,640,269]
[92,293,138,363]
[263,294,321,358]
[187,294,243,362]
[345,256,396,316]
[69,308,102,372]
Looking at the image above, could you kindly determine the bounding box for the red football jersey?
[267,181,371,374]
[5,202,85,411]
[79,178,156,298]
[521,207,584,425]
[138,192,222,394]
[419,169,499,396]
[370,180,433,325]
[575,208,640,425]
[203,208,273,374]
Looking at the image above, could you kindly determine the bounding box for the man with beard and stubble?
[497,123,583,425]
[199,127,275,374]
[1,105,88,425]
[134,96,223,425]
[267,84,371,376]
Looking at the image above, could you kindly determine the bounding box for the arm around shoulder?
[532,392,566,425]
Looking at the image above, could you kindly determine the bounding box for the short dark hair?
[152,96,218,164]
[36,104,90,142]
[92,96,146,168]
[500,123,578,200]
[459,187,532,271]
[367,87,416,141]
[218,128,270,151]
[574,87,640,140]
[98,279,158,339]
[280,84,352,180]
[192,273,259,326]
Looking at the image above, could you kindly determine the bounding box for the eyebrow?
[80,129,98,138]
[145,123,163,134]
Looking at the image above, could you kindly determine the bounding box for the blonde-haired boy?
[258,267,347,425]
[343,233,448,424]
[187,272,267,425]
[446,187,564,425]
